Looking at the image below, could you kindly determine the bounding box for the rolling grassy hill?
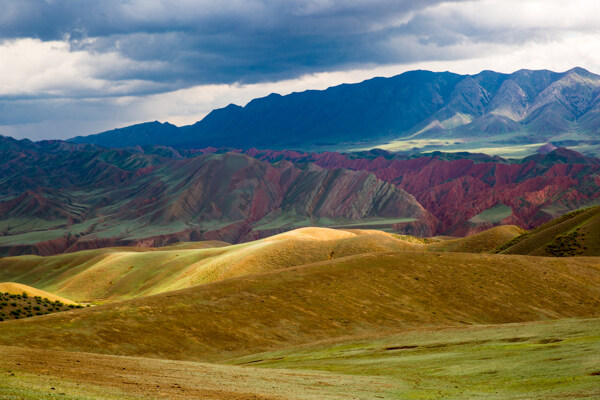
[426,225,526,253]
[0,220,598,399]
[497,205,600,256]
[0,249,599,361]
[0,227,521,303]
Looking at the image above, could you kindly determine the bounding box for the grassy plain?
[1,318,599,399]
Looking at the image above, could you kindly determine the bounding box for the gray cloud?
[1,0,599,140]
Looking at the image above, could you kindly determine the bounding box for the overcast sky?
[2,0,600,140]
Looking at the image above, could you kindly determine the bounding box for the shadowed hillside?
[497,205,600,256]
[426,225,525,253]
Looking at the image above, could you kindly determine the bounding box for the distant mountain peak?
[565,66,593,76]
[537,143,557,154]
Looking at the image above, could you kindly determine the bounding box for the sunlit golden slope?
[0,226,527,303]
[0,228,418,302]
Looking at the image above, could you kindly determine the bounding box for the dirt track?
[0,345,395,400]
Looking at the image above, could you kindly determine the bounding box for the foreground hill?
[2,317,599,399]
[0,249,599,361]
[71,68,600,155]
[227,317,600,399]
[0,227,522,303]
[498,205,600,256]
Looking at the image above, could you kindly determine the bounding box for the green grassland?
[469,204,513,224]
[227,317,600,399]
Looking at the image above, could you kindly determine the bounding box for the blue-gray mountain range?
[70,67,600,154]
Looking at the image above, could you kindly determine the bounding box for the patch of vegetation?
[545,229,586,257]
[0,292,84,322]
[392,234,435,244]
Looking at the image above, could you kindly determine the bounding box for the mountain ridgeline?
[71,68,600,153]
[0,136,434,256]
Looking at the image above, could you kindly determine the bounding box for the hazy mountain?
[70,68,600,155]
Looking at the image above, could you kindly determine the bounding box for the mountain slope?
[0,139,435,256]
[2,135,599,253]
[70,68,600,155]
[247,147,600,235]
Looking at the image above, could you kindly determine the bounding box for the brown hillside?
[0,251,598,362]
[0,226,524,304]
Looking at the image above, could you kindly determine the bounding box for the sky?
[1,0,600,140]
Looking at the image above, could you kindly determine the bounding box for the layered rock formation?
[0,137,433,255]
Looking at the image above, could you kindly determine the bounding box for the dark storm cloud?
[0,0,467,86]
